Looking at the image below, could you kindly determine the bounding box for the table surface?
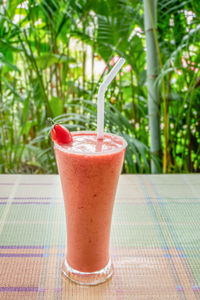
[0,174,200,300]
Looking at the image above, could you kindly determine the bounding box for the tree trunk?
[163,70,171,173]
[143,0,161,173]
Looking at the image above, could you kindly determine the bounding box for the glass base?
[62,258,113,285]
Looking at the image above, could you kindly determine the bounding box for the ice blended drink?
[52,127,127,285]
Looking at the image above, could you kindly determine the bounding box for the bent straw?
[97,57,125,139]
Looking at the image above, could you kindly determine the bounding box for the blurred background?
[0,0,199,174]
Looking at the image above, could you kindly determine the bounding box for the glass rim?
[54,131,127,156]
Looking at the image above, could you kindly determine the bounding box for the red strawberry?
[51,124,73,145]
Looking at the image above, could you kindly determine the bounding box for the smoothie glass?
[54,131,127,285]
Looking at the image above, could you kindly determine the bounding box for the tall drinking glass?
[54,131,127,285]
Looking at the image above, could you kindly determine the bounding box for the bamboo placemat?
[0,174,200,299]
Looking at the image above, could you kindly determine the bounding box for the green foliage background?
[0,0,199,173]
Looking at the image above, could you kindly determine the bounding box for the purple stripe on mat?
[0,287,39,292]
[0,201,52,205]
[0,183,53,186]
[0,246,45,249]
[0,287,62,292]
[54,288,62,292]
[1,196,200,201]
[0,197,53,200]
[14,197,52,200]
[176,285,183,291]
[0,253,44,257]
[192,286,200,291]
[12,202,51,205]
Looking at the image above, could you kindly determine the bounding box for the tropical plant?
[0,0,199,174]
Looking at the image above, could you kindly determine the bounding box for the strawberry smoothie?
[54,131,127,284]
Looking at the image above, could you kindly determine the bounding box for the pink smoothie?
[54,131,126,272]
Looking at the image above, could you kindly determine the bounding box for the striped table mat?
[0,174,200,299]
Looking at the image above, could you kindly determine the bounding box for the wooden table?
[0,174,200,299]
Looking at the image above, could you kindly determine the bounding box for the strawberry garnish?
[51,124,73,145]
